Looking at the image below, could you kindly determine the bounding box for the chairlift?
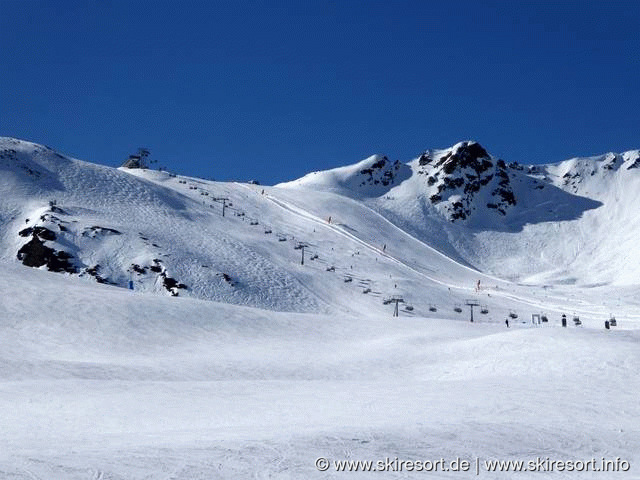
[480,305,489,314]
[382,297,392,305]
[278,235,287,242]
[326,265,335,272]
[264,227,272,234]
[429,305,437,312]
[609,315,617,327]
[249,219,258,225]
[454,305,463,313]
[573,315,582,326]
[541,314,549,323]
[362,287,371,294]
[344,276,353,283]
[508,310,518,319]
[405,305,414,311]
[310,253,319,260]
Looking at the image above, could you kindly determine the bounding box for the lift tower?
[465,299,480,322]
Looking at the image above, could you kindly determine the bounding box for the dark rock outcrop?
[17,236,76,273]
[417,142,519,221]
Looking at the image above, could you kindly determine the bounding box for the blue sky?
[1,1,639,184]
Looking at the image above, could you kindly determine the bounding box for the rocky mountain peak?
[416,142,517,221]
[435,141,492,174]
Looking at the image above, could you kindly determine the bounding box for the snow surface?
[1,137,639,478]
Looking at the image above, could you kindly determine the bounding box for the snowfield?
[0,137,639,478]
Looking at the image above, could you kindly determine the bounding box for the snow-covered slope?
[281,153,411,197]
[2,137,640,478]
[279,141,640,286]
[0,138,325,312]
[1,260,639,479]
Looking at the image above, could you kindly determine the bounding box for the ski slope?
[1,260,639,479]
[1,137,639,478]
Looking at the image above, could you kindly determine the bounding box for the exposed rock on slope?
[16,208,77,273]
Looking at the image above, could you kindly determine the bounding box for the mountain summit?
[413,141,516,220]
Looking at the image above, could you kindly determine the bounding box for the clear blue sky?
[1,1,639,184]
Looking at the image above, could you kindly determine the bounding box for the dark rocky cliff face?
[417,142,517,221]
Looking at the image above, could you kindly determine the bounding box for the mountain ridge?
[279,140,640,226]
[2,136,640,313]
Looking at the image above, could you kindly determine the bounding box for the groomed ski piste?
[0,137,639,478]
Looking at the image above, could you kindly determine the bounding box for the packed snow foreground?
[0,137,638,478]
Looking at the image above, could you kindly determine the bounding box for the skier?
[505,318,510,328]
[383,244,386,252]
[328,216,332,224]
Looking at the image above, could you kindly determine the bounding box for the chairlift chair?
[429,305,437,312]
[508,310,518,319]
[480,305,489,314]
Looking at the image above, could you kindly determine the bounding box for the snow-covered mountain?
[2,136,640,478]
[280,141,602,225]
[3,135,640,307]
[280,140,640,286]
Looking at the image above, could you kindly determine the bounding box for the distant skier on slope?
[505,319,510,328]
